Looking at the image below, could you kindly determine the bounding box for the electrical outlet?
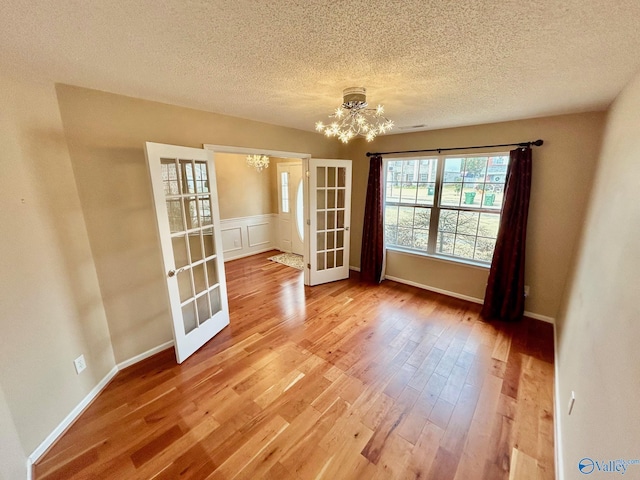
[74,355,86,375]
[568,390,576,415]
[524,285,530,297]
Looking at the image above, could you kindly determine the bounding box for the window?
[280,172,289,213]
[384,153,509,264]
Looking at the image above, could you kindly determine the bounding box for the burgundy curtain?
[360,155,384,283]
[481,147,532,321]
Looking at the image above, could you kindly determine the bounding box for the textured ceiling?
[2,0,640,134]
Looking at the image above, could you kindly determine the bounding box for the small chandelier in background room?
[246,154,269,172]
[315,87,394,143]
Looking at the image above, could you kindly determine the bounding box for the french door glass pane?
[194,162,209,193]
[182,301,197,334]
[199,196,212,226]
[338,168,346,187]
[196,294,210,325]
[202,228,215,257]
[181,160,196,193]
[184,197,199,228]
[327,251,335,268]
[161,159,180,195]
[177,270,192,302]
[189,233,203,262]
[206,260,218,286]
[327,189,336,208]
[172,235,188,268]
[209,287,222,315]
[327,167,336,187]
[193,264,206,295]
[317,167,326,187]
[327,211,335,230]
[166,199,184,233]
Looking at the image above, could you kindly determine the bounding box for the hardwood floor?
[34,251,555,479]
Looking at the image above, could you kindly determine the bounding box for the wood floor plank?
[33,251,555,480]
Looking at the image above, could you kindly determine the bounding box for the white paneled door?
[145,142,229,364]
[305,159,352,286]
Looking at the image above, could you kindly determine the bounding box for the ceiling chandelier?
[246,154,269,172]
[315,87,394,143]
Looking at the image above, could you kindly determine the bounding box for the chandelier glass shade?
[246,154,270,172]
[315,87,394,143]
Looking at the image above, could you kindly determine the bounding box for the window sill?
[385,246,491,270]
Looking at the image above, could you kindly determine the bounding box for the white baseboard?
[28,341,176,474]
[117,340,174,370]
[224,246,276,262]
[349,265,360,272]
[383,274,555,324]
[28,365,119,465]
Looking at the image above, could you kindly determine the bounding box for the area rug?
[268,253,304,271]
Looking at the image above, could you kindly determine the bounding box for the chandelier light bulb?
[246,154,270,172]
[315,87,393,143]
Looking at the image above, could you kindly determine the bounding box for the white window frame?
[383,152,509,267]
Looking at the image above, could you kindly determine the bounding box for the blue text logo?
[579,458,595,474]
[578,457,640,475]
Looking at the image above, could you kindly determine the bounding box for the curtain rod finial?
[532,139,543,146]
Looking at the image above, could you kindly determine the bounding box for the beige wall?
[555,71,640,478]
[55,84,339,363]
[0,75,114,458]
[344,112,605,319]
[215,152,273,219]
[0,384,26,480]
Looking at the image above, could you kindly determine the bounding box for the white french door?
[145,142,230,364]
[305,159,352,286]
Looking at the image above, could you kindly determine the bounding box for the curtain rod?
[365,139,543,157]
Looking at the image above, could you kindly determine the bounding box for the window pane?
[385,205,398,226]
[416,183,435,206]
[479,212,500,238]
[457,211,479,236]
[413,229,429,250]
[441,183,462,207]
[461,184,479,207]
[475,237,496,262]
[400,184,418,203]
[398,206,414,227]
[463,157,488,183]
[385,224,398,245]
[397,227,413,248]
[281,172,290,213]
[385,182,400,203]
[454,234,476,259]
[437,232,455,255]
[439,210,458,233]
[414,208,431,230]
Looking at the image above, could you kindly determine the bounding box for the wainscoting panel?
[220,214,276,261]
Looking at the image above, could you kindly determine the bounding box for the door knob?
[168,267,187,277]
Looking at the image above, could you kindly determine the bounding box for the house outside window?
[384,153,509,264]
